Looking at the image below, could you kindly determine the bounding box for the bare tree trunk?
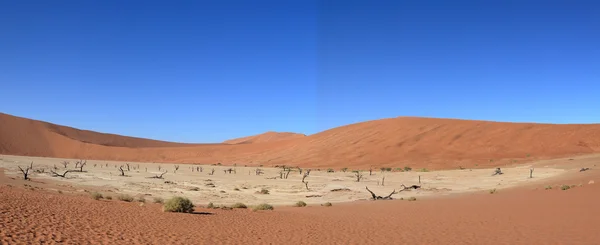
[18,162,33,180]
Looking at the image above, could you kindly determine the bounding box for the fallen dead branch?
[365,185,412,200]
[50,169,72,178]
[492,168,503,176]
[147,171,168,179]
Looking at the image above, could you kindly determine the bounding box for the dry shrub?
[91,192,103,200]
[153,197,164,204]
[118,194,134,202]
[253,203,274,211]
[322,202,332,207]
[231,203,247,209]
[163,196,195,213]
[294,201,307,207]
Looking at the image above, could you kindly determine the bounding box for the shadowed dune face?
[2,112,600,169]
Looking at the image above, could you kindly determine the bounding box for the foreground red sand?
[1,171,599,244]
[2,112,600,169]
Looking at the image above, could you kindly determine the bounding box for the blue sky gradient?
[1,1,599,142]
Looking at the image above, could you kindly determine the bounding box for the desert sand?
[1,154,598,244]
[1,113,600,244]
[2,112,600,170]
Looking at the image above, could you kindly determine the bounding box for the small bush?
[118,194,134,202]
[419,168,429,172]
[137,196,146,203]
[341,167,348,172]
[489,189,497,194]
[294,201,307,207]
[394,168,403,172]
[189,187,200,191]
[231,203,247,209]
[327,168,334,173]
[91,192,103,200]
[258,188,269,195]
[322,202,332,207]
[234,188,240,191]
[57,190,63,194]
[404,167,412,172]
[561,185,571,191]
[544,185,552,190]
[253,203,274,211]
[407,197,417,201]
[207,202,216,209]
[105,195,113,200]
[153,197,164,203]
[163,196,195,213]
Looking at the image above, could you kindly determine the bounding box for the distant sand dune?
[1,112,600,169]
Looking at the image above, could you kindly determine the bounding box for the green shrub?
[394,168,403,172]
[117,194,134,202]
[294,201,307,207]
[404,167,412,172]
[257,188,269,195]
[163,196,195,213]
[561,185,571,191]
[407,197,417,201]
[207,202,216,209]
[253,203,274,211]
[91,192,103,200]
[153,197,164,203]
[419,168,429,172]
[231,203,247,209]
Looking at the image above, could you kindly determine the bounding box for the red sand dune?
[2,112,600,169]
[1,169,599,244]
[223,131,306,144]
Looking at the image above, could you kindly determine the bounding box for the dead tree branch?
[118,166,125,176]
[365,185,412,200]
[148,171,167,179]
[174,165,180,173]
[492,168,503,176]
[61,161,69,168]
[50,169,72,178]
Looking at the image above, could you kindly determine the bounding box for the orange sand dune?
[2,112,600,169]
[1,168,599,244]
[223,131,306,144]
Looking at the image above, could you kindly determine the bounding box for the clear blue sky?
[1,1,599,143]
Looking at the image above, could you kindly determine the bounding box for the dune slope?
[1,113,600,169]
[223,131,306,144]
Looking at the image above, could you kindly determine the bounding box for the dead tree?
[302,172,309,183]
[75,160,87,172]
[197,166,202,172]
[305,169,311,176]
[354,171,363,182]
[158,165,162,171]
[255,168,264,175]
[298,167,303,175]
[148,171,167,179]
[50,169,72,178]
[126,163,131,171]
[118,166,125,176]
[53,164,58,170]
[492,168,503,176]
[580,167,590,172]
[18,162,34,180]
[61,161,69,168]
[381,176,385,186]
[369,167,373,176]
[93,163,97,168]
[529,168,534,178]
[174,165,180,173]
[209,168,215,175]
[304,181,309,190]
